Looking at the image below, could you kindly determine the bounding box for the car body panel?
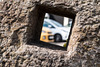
[40,27,54,42]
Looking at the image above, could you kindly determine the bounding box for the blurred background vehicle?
[40,27,54,42]
[43,19,71,42]
[40,13,72,47]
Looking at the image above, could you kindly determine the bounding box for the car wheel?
[54,34,62,42]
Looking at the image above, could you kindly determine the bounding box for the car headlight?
[42,30,46,33]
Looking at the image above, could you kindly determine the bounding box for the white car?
[43,19,71,42]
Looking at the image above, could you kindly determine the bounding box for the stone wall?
[0,0,100,67]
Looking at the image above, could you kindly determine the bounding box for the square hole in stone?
[27,5,76,50]
[40,13,74,48]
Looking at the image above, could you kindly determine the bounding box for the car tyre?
[54,34,62,42]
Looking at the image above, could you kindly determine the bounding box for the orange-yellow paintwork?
[40,27,54,42]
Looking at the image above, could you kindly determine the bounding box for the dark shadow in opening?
[37,5,76,50]
[66,18,75,49]
[28,41,66,51]
[27,4,76,51]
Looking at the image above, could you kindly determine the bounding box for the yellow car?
[40,27,54,42]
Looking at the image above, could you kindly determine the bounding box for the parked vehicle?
[43,19,71,42]
[40,27,54,42]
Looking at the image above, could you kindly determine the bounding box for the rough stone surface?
[0,0,100,67]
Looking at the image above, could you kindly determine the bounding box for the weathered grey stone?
[0,0,100,67]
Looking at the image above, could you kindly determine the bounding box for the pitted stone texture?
[0,0,100,67]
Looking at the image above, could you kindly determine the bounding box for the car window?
[43,21,48,27]
[43,21,55,28]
